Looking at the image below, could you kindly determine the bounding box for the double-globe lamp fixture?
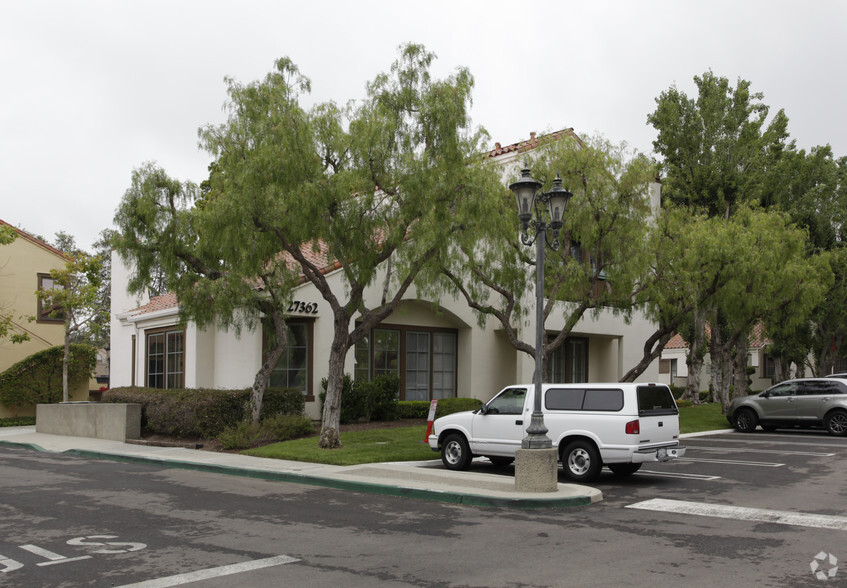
[509,168,573,450]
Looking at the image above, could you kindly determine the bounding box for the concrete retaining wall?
[36,403,141,441]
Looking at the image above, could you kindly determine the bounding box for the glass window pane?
[270,323,310,395]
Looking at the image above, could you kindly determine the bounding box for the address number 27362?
[287,301,319,314]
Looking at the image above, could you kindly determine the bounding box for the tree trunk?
[319,314,351,449]
[732,334,749,399]
[62,325,70,403]
[683,309,707,403]
[249,311,288,424]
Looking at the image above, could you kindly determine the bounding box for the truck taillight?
[625,419,640,435]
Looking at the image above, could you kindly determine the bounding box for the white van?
[427,383,686,482]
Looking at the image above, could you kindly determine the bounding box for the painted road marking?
[18,544,92,567]
[115,554,300,588]
[637,470,721,481]
[686,438,847,449]
[689,447,835,457]
[680,457,784,467]
[627,499,847,531]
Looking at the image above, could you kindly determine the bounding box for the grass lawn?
[244,403,731,466]
[678,402,731,434]
[244,425,436,466]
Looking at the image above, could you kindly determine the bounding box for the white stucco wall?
[111,241,662,414]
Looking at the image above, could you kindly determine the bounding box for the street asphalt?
[0,426,603,509]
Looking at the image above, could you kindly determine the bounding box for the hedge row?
[320,374,401,424]
[102,386,305,439]
[0,344,96,413]
[396,397,483,419]
[321,374,484,424]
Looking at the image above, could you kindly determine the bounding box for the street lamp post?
[509,168,572,491]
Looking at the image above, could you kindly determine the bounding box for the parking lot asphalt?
[3,424,844,519]
[0,426,601,509]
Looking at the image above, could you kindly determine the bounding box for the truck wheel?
[734,408,758,433]
[825,410,847,437]
[486,456,514,467]
[608,463,642,476]
[441,433,472,470]
[561,440,602,482]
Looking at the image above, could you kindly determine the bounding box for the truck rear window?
[546,388,623,412]
[637,385,678,416]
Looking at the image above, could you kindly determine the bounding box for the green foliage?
[102,386,305,438]
[259,387,306,417]
[245,425,434,465]
[0,416,36,427]
[427,132,656,371]
[260,413,315,441]
[0,345,96,413]
[434,397,483,417]
[319,374,400,423]
[396,401,430,419]
[395,397,483,418]
[365,375,400,421]
[216,415,314,450]
[648,70,789,216]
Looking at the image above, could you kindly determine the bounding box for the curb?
[1,441,593,509]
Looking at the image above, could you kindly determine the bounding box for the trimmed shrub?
[396,397,483,419]
[396,400,430,419]
[0,416,36,427]
[217,421,266,450]
[434,397,482,417]
[0,344,96,414]
[217,414,314,450]
[102,386,305,439]
[261,413,314,441]
[365,374,400,421]
[260,388,306,418]
[320,374,399,423]
[675,399,694,408]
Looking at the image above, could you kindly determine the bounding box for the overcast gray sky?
[2,1,844,250]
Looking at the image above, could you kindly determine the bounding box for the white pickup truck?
[428,382,686,482]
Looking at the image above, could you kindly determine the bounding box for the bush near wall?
[102,386,305,439]
[319,374,400,424]
[0,344,96,416]
[396,397,483,419]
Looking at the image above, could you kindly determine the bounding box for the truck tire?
[441,433,473,470]
[561,440,602,482]
[608,463,642,476]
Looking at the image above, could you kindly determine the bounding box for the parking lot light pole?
[509,168,572,491]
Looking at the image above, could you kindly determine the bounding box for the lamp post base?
[514,447,559,493]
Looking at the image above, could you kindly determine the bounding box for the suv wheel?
[734,408,758,433]
[441,433,473,470]
[824,410,847,437]
[561,440,602,482]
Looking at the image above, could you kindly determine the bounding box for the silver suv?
[727,378,847,436]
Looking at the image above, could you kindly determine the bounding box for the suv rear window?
[637,385,678,416]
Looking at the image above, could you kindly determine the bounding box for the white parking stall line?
[637,470,721,481]
[686,437,847,449]
[690,447,835,457]
[680,457,784,467]
[114,555,300,588]
[626,499,847,531]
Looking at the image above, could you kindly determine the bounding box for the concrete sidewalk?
[0,426,602,509]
